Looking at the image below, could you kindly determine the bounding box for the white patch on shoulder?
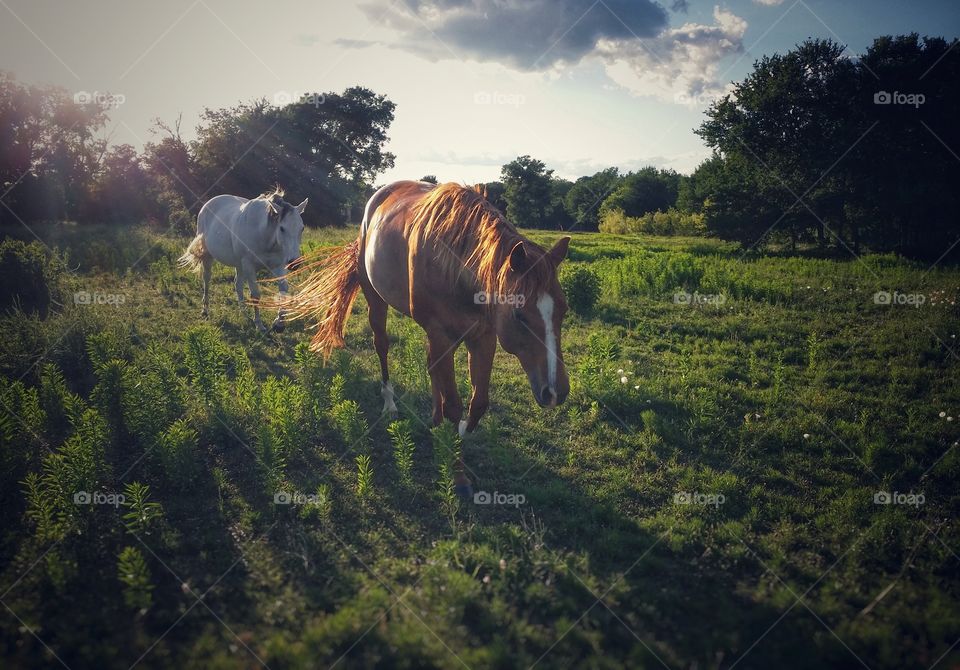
[537,293,557,387]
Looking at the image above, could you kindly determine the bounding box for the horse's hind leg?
[234,268,245,310]
[201,257,213,318]
[365,287,396,415]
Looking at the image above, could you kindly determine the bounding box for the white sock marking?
[381,382,397,413]
[458,420,468,438]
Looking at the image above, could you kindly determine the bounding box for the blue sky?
[1,0,958,183]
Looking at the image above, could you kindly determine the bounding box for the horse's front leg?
[270,267,289,333]
[242,260,267,332]
[464,334,495,436]
[425,329,462,427]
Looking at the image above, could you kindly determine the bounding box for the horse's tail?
[272,238,362,358]
[178,233,209,273]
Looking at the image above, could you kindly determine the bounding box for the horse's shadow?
[308,378,822,668]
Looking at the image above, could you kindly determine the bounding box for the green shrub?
[257,377,307,481]
[330,399,369,451]
[599,207,706,236]
[86,328,132,370]
[431,423,459,515]
[90,359,130,440]
[296,342,331,431]
[388,419,416,487]
[355,454,373,500]
[0,239,66,315]
[121,482,163,535]
[39,363,82,442]
[126,345,185,445]
[182,325,229,409]
[157,419,201,486]
[117,546,153,611]
[559,265,602,315]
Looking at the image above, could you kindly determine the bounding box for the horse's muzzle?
[537,385,567,408]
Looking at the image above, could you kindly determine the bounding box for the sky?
[1,0,958,184]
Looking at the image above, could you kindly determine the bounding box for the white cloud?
[596,6,747,103]
[754,0,786,6]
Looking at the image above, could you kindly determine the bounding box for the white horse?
[178,188,307,331]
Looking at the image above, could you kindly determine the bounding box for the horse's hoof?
[454,482,474,500]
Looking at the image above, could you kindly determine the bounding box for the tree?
[564,168,620,231]
[599,167,679,220]
[420,175,438,184]
[483,181,507,212]
[0,75,398,228]
[501,155,556,228]
[91,144,149,223]
[849,34,960,256]
[0,72,109,224]
[696,39,862,249]
[695,35,960,256]
[548,177,575,229]
[192,87,396,226]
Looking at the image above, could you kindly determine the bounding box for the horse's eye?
[280,226,286,233]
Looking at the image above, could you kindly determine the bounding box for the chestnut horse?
[278,181,571,495]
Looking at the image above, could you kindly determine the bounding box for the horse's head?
[266,196,308,269]
[493,236,571,408]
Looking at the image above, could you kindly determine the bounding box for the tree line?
[0,72,396,230]
[1,33,957,258]
[492,35,959,259]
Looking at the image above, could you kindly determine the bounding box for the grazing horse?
[277,180,571,495]
[178,188,307,331]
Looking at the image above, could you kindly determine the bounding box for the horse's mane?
[259,185,294,217]
[407,183,555,301]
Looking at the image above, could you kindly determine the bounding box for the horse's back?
[197,194,248,234]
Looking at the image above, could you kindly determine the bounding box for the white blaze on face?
[536,293,558,388]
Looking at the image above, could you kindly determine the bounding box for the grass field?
[1,223,959,669]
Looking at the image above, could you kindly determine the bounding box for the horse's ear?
[549,236,571,265]
[508,241,527,273]
[296,198,308,214]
